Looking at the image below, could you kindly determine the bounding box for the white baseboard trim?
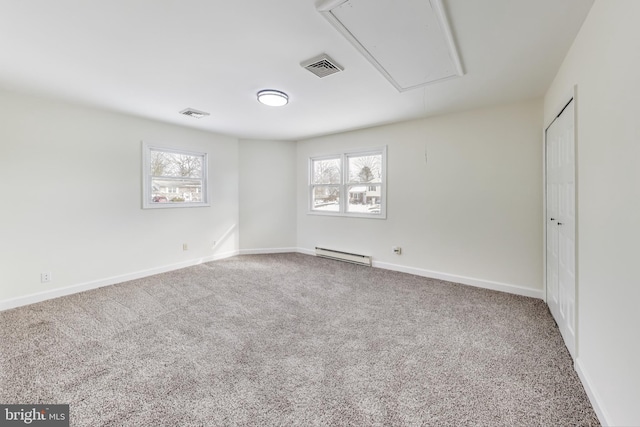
[372,260,543,299]
[292,248,542,299]
[0,250,238,312]
[2,248,542,311]
[575,358,611,426]
[239,247,299,255]
[296,247,315,256]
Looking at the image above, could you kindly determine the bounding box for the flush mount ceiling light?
[257,90,289,107]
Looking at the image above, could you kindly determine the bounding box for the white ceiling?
[0,0,594,141]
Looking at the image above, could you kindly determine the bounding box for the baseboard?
[293,248,542,299]
[2,248,542,311]
[372,260,543,299]
[239,247,299,255]
[296,247,315,256]
[575,358,611,426]
[0,250,239,312]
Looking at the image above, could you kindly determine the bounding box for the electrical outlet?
[392,246,402,255]
[41,272,52,283]
[183,243,188,251]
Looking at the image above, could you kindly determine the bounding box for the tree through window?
[309,147,386,218]
[143,143,209,208]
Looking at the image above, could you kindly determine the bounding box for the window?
[309,147,386,218]
[142,143,209,209]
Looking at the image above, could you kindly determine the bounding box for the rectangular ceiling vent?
[301,53,344,78]
[179,108,210,119]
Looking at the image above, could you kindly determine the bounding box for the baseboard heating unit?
[315,247,372,267]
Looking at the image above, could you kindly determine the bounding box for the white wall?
[297,99,543,297]
[239,139,297,251]
[0,89,239,308]
[544,1,640,425]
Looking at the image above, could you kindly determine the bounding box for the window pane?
[312,158,341,184]
[151,178,203,203]
[151,150,202,178]
[348,154,382,183]
[143,143,208,209]
[347,184,381,214]
[312,186,340,212]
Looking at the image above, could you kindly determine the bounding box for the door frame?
[543,84,578,358]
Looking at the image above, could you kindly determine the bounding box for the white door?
[545,99,576,358]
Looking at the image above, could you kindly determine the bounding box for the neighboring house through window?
[142,142,209,209]
[309,147,386,218]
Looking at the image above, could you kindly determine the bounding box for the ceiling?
[0,0,594,141]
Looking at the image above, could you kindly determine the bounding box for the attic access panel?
[317,0,463,92]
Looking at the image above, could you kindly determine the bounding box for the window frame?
[142,142,210,209]
[308,146,387,219]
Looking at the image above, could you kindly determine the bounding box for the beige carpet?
[0,253,599,426]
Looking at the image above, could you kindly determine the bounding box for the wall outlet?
[392,246,402,255]
[41,272,52,283]
[182,243,188,251]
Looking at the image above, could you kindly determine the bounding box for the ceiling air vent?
[179,108,210,119]
[301,53,344,78]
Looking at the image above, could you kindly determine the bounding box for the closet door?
[545,99,576,358]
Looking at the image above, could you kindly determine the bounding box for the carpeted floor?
[1,253,599,426]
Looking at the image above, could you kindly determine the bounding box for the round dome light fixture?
[257,89,289,107]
